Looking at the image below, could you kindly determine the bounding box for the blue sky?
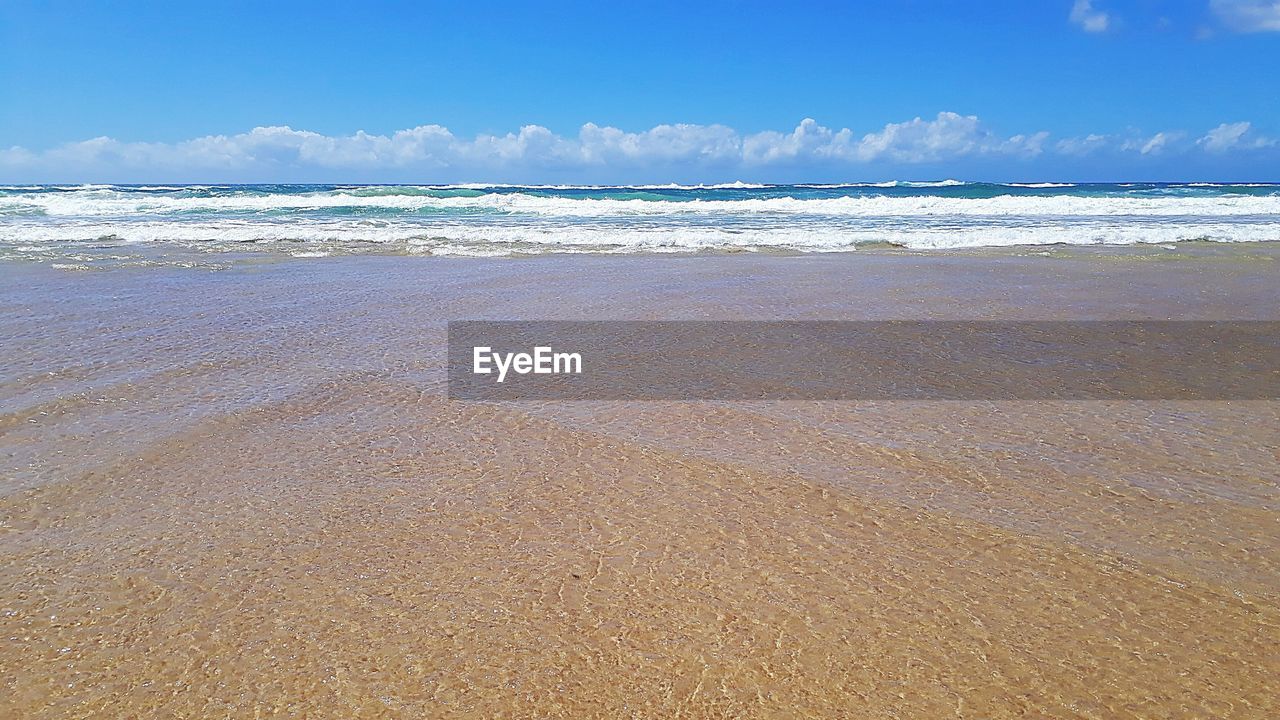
[1,0,1277,182]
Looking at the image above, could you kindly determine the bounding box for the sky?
[1,0,1278,183]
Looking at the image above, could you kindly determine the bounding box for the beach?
[2,245,1277,718]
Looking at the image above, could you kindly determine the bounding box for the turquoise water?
[2,181,1277,262]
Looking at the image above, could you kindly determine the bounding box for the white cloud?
[1198,121,1276,151]
[1139,132,1174,155]
[1070,0,1111,32]
[0,115,1051,181]
[1056,134,1110,156]
[849,112,1046,163]
[1210,0,1280,32]
[1118,131,1186,155]
[1199,122,1249,151]
[741,118,848,164]
[578,122,742,164]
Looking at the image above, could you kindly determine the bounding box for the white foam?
[1182,182,1277,188]
[5,184,1279,260]
[6,189,1280,218]
[795,182,900,188]
[412,181,779,190]
[633,181,772,190]
[901,179,968,187]
[3,218,1275,254]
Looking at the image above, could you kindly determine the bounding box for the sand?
[1,245,1277,718]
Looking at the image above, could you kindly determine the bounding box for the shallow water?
[1,249,1277,718]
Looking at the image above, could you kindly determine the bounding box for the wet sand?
[1,245,1278,718]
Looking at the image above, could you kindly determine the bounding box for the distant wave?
[3,182,1278,262]
[1182,182,1279,188]
[793,180,970,188]
[6,190,1279,218]
[899,179,967,187]
[338,181,776,191]
[794,182,902,188]
[630,181,771,190]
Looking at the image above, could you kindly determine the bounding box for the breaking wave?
[2,182,1277,262]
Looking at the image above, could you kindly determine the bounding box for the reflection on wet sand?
[2,247,1278,718]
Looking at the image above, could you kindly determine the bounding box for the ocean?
[1,181,1278,266]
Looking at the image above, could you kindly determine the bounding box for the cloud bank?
[1,113,1275,183]
[2,113,1046,182]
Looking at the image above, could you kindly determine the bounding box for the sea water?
[1,181,1277,264]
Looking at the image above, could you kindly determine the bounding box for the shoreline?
[8,237,1280,274]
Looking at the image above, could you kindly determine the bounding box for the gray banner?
[447,321,1280,400]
